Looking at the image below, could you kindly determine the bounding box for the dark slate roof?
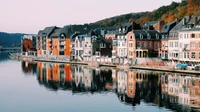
[42,26,56,36]
[61,26,74,37]
[190,20,200,31]
[116,23,132,35]
[142,21,157,29]
[133,30,161,40]
[161,21,177,34]
[170,16,200,32]
[50,28,63,38]
[37,30,43,36]
[64,24,100,34]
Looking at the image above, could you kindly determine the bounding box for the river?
[0,51,199,112]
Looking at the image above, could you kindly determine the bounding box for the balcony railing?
[183,48,189,51]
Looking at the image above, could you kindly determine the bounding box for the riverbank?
[32,58,200,75]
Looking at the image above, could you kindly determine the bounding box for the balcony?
[183,48,189,51]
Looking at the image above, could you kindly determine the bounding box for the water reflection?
[21,62,200,112]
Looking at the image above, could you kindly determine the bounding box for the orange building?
[37,26,71,60]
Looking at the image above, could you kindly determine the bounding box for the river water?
[0,51,200,112]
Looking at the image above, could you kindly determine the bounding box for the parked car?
[176,64,188,70]
[194,66,200,71]
[187,66,195,70]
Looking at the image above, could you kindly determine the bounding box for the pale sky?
[0,0,181,34]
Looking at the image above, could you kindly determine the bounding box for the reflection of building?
[37,62,72,84]
[161,73,200,111]
[27,62,200,111]
[21,61,37,74]
[127,70,136,98]
[117,70,127,94]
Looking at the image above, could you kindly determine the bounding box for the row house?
[160,20,177,60]
[112,22,140,63]
[168,16,196,62]
[127,30,162,61]
[179,16,200,63]
[71,28,113,61]
[37,26,71,60]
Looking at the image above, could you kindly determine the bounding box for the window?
[130,36,132,39]
[191,52,195,59]
[142,42,145,48]
[187,52,190,58]
[148,42,151,48]
[156,34,159,39]
[191,42,195,48]
[147,34,151,39]
[137,42,140,48]
[199,42,200,48]
[184,52,186,58]
[140,34,143,39]
[192,34,195,38]
[80,42,82,47]
[156,42,159,48]
[199,52,200,59]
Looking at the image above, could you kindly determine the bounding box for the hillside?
[0,32,26,47]
[94,0,200,27]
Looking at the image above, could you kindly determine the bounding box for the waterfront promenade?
[30,56,200,75]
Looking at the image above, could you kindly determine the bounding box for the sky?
[0,0,181,34]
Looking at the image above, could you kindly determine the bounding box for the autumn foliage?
[94,0,200,27]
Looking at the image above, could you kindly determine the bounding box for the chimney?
[183,18,186,25]
[157,20,165,32]
[189,15,191,20]
[132,21,136,30]
[194,16,197,26]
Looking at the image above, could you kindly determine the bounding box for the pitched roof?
[161,21,177,34]
[50,28,63,38]
[133,30,161,40]
[42,26,57,36]
[142,21,157,29]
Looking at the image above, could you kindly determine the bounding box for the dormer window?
[119,28,121,33]
[156,34,159,39]
[123,28,125,32]
[140,33,143,39]
[147,33,151,39]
